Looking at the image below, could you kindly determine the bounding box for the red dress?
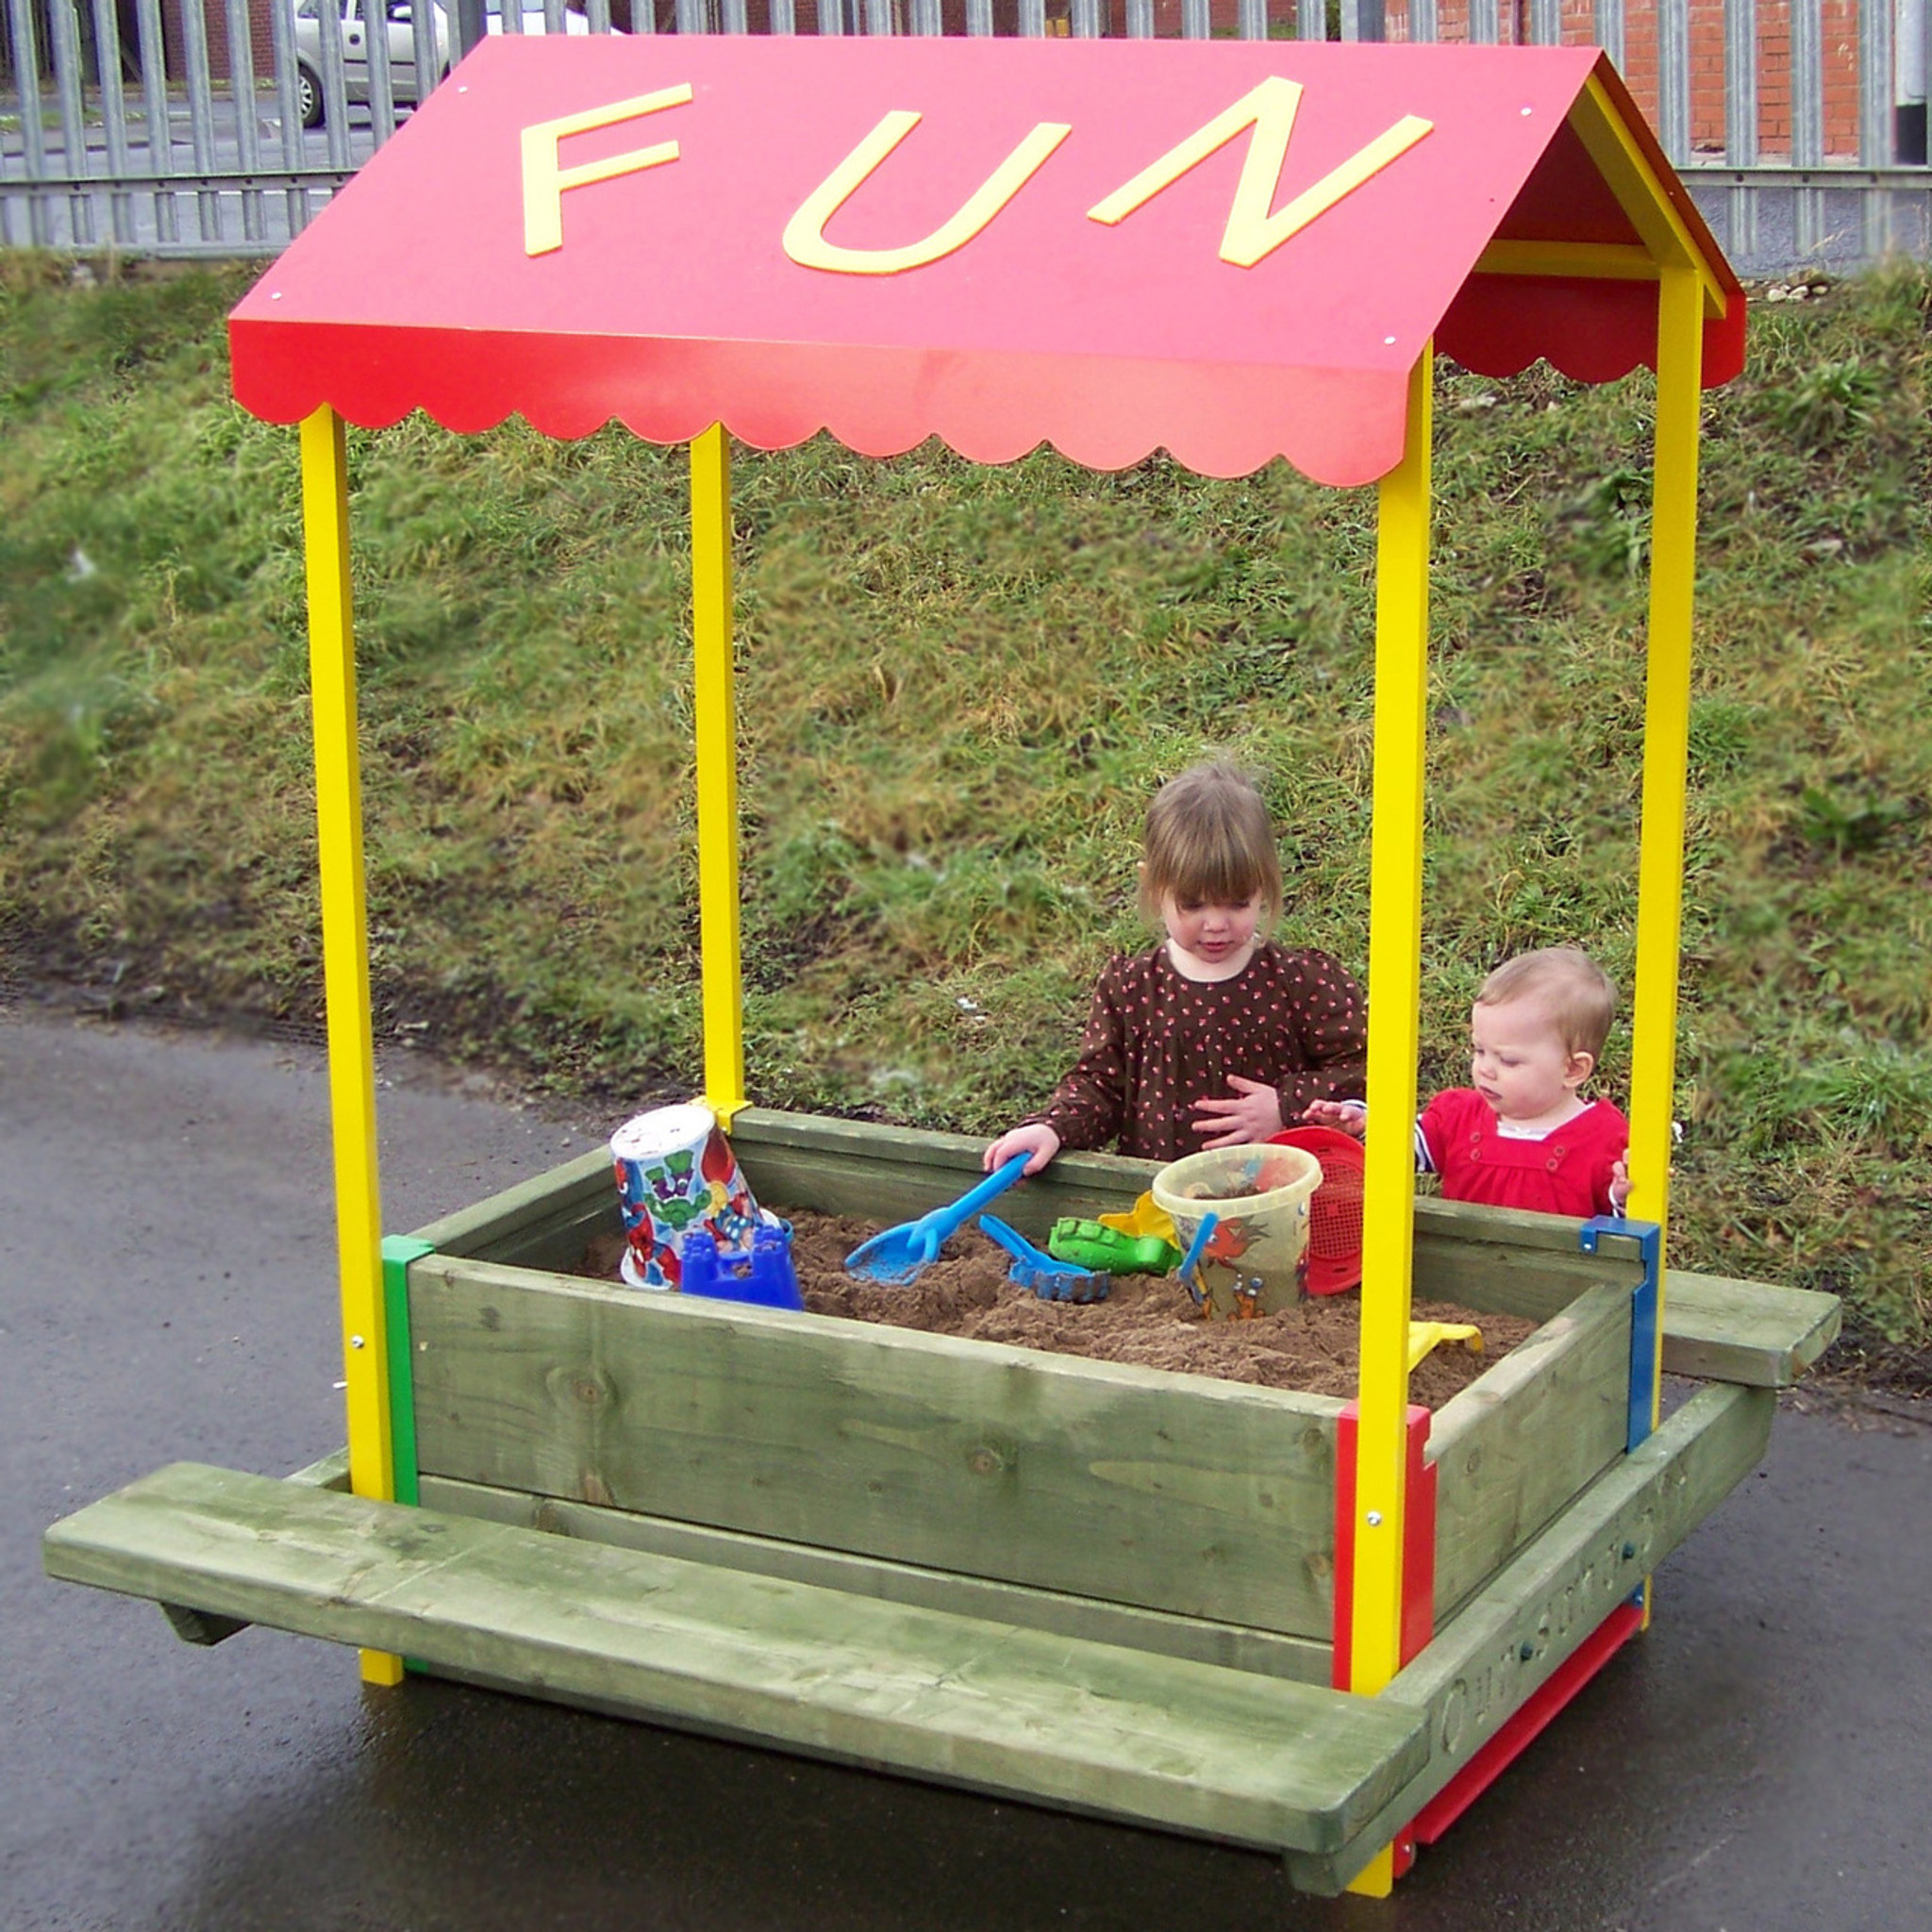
[1418,1090,1628,1219]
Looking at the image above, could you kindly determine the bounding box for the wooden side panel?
[1413,1199,1840,1388]
[408,1257,1346,1639]
[1289,1383,1774,1895]
[409,1148,614,1270]
[1411,1200,1642,1322]
[1427,1282,1632,1618]
[419,1473,1333,1685]
[44,1461,1426,1857]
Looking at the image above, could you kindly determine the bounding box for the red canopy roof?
[230,34,1742,485]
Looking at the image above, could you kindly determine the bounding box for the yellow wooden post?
[300,405,402,1688]
[691,423,745,1124]
[1627,265,1705,1393]
[1346,343,1432,1900]
[1566,78,1719,1461]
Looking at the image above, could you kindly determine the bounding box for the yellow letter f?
[523,83,693,258]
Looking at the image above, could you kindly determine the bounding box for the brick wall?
[157,0,282,82]
[1387,0,1866,158]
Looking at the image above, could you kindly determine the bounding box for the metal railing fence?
[4,0,1928,272]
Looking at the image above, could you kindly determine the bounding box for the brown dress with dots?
[1028,941,1368,1163]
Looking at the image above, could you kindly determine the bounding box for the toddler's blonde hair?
[1137,759,1284,924]
[1477,947,1617,1062]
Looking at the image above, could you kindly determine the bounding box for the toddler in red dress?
[1305,946,1630,1219]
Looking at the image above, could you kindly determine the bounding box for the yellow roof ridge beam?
[1568,75,1728,320]
[1475,239,1658,282]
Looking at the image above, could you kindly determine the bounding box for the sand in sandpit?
[583,1208,1535,1406]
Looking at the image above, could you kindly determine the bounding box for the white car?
[293,0,597,128]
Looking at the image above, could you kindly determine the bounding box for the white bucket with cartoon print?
[610,1103,767,1291]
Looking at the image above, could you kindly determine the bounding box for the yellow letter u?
[784,109,1072,276]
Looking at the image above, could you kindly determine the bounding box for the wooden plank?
[1659,1269,1841,1387]
[409,1257,1347,1639]
[42,1462,1424,1856]
[419,1473,1334,1686]
[1427,1281,1631,1619]
[1415,1195,1622,1258]
[286,1447,352,1491]
[158,1443,355,1647]
[1412,1213,1641,1324]
[1286,1382,1774,1894]
[408,1147,613,1269]
[415,1134,1595,1277]
[729,1109,1158,1245]
[449,1132,1632,1316]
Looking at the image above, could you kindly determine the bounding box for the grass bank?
[2,252,1927,1359]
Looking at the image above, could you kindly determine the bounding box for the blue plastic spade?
[1173,1210,1218,1309]
[844,1156,1030,1286]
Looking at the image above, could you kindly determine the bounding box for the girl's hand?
[1191,1075,1284,1148]
[985,1123,1061,1175]
[1301,1098,1368,1138]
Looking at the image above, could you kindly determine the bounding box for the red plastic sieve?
[1267,1126,1365,1295]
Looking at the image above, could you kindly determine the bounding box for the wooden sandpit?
[44,1112,1829,1896]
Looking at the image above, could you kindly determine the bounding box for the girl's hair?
[1477,947,1617,1061]
[1138,760,1284,923]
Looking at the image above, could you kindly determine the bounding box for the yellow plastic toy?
[1096,1191,1179,1249]
[1407,1322,1484,1373]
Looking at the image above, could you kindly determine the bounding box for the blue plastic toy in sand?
[1172,1210,1217,1311]
[844,1156,1029,1285]
[679,1225,806,1310]
[977,1214,1108,1304]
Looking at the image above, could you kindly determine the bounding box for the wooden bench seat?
[1659,1269,1840,1387]
[42,1461,1425,1858]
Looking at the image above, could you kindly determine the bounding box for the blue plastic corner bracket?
[1577,1216,1661,1456]
[1579,1214,1661,1614]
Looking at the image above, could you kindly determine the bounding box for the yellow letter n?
[1087,75,1431,269]
[523,83,693,258]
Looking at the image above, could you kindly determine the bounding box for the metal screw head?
[1365,1510,1383,1527]
[349,1334,366,1350]
[1622,1541,1638,1560]
[1518,1640,1536,1661]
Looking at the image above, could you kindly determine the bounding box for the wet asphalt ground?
[5,1008,1928,1932]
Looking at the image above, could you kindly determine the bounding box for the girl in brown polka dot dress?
[983,760,1367,1174]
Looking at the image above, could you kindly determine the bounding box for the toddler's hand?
[1610,1149,1631,1215]
[985,1123,1061,1175]
[1192,1075,1284,1149]
[1301,1098,1368,1138]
